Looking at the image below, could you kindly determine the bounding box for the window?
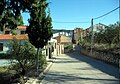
[21,31,25,34]
[5,31,10,34]
[0,43,3,51]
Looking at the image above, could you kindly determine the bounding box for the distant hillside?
[52,29,73,34]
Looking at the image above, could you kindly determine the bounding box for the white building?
[93,23,106,32]
[0,26,28,53]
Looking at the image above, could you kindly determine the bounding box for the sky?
[22,0,119,30]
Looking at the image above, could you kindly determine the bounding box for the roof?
[17,26,28,29]
[0,34,28,40]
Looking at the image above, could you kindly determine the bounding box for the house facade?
[0,26,28,53]
[0,26,64,57]
[73,28,83,44]
[53,35,72,45]
[90,23,106,33]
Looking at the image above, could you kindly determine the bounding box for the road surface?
[40,45,119,84]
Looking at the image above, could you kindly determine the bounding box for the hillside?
[52,29,73,34]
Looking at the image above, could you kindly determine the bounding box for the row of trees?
[79,22,119,67]
[0,0,53,83]
[94,22,119,49]
[79,22,120,50]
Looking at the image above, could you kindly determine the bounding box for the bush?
[0,53,10,59]
[39,52,47,70]
[65,44,73,49]
[7,39,36,83]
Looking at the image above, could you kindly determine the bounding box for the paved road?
[40,45,119,84]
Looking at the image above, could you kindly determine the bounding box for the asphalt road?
[40,45,119,84]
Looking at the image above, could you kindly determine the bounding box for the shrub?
[39,52,47,70]
[7,39,36,83]
[0,53,10,59]
[66,44,73,49]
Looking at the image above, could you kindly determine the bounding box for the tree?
[17,14,24,26]
[0,9,18,31]
[0,0,5,15]
[93,22,119,49]
[26,0,53,74]
[0,0,26,31]
[7,0,34,17]
[0,0,35,31]
[8,39,36,83]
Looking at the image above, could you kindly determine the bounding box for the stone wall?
[80,47,119,67]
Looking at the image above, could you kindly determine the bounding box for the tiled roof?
[17,26,28,29]
[14,35,28,40]
[0,34,28,40]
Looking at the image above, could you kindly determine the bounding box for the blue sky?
[22,0,119,30]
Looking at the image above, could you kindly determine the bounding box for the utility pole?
[119,0,120,23]
[118,0,120,42]
[118,0,120,72]
[90,18,94,55]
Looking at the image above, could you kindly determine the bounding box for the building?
[0,26,64,57]
[53,31,73,39]
[82,28,91,37]
[91,23,106,32]
[73,28,83,44]
[0,26,27,35]
[0,26,28,53]
[53,35,72,44]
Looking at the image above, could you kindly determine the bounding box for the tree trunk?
[36,48,40,76]
[20,75,25,84]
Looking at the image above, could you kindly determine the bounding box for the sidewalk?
[40,53,119,84]
[25,58,56,84]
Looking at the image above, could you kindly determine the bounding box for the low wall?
[80,47,119,67]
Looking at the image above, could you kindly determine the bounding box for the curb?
[25,58,55,84]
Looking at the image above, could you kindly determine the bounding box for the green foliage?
[78,40,83,46]
[8,39,36,63]
[0,0,26,31]
[5,0,34,17]
[94,22,119,48]
[26,0,53,48]
[65,43,73,49]
[26,0,53,74]
[0,53,10,59]
[11,30,18,35]
[7,39,36,76]
[39,52,47,70]
[7,39,36,83]
[80,32,92,47]
[0,9,17,31]
[82,22,119,49]
[17,14,24,26]
[0,0,5,15]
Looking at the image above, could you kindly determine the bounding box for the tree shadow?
[65,45,120,78]
[42,71,119,84]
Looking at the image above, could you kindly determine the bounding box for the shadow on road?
[65,45,119,79]
[43,71,119,84]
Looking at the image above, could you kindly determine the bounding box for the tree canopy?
[26,0,53,48]
[26,0,53,75]
[0,0,26,31]
[81,22,120,49]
